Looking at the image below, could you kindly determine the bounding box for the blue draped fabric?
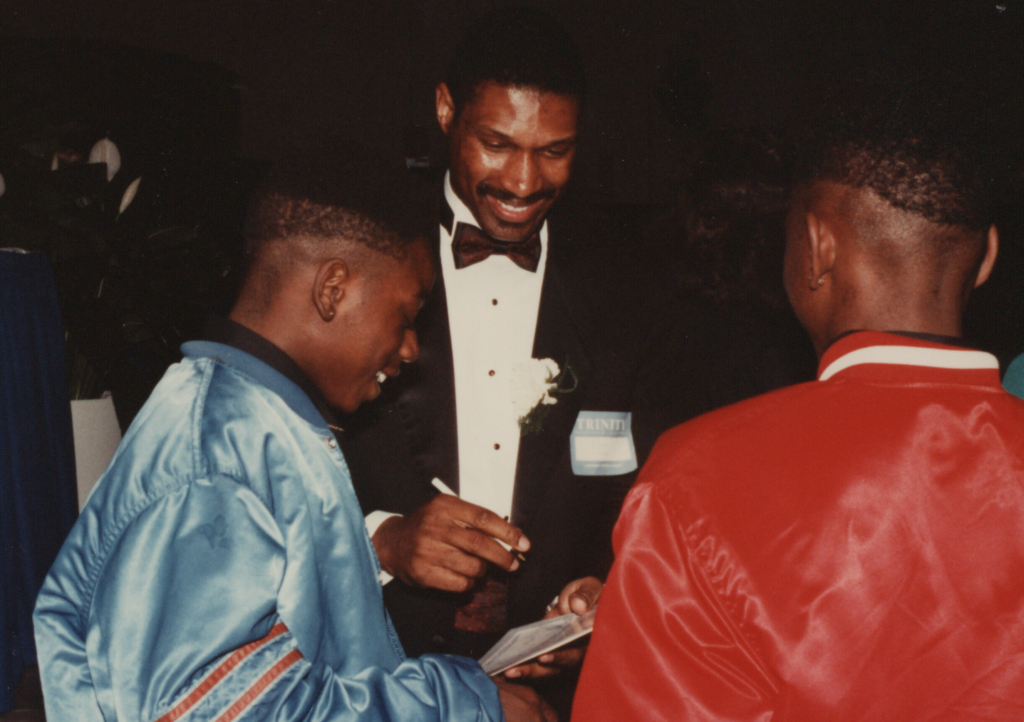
[0,250,78,712]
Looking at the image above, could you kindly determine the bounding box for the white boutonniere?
[510,358,578,436]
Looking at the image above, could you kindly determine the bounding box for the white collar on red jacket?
[818,331,999,382]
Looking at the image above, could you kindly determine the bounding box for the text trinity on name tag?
[570,411,637,476]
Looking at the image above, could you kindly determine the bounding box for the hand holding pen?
[431,478,527,563]
[370,478,530,592]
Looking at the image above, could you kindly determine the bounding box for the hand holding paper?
[498,576,602,679]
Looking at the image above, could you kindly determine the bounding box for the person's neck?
[228,306,307,365]
[824,306,965,355]
[816,264,972,357]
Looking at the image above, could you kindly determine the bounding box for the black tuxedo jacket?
[339,203,671,658]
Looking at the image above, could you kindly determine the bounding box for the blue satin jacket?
[34,340,502,722]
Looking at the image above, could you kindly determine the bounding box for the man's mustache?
[476,183,557,205]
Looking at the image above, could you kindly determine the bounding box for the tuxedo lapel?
[511,245,594,527]
[393,250,460,494]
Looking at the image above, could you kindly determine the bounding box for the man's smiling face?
[438,80,579,242]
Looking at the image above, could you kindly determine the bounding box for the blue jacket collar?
[182,317,337,430]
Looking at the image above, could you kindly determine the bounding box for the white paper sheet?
[478,606,597,675]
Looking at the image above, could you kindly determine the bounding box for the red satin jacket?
[574,331,1024,721]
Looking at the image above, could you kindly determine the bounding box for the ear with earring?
[315,259,347,322]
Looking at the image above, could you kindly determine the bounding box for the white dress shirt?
[366,173,548,581]
[441,173,548,520]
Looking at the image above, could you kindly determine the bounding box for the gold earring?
[817,275,825,286]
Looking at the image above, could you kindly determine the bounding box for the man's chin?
[481,215,544,243]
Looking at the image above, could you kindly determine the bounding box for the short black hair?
[244,143,433,265]
[796,70,996,232]
[444,5,586,115]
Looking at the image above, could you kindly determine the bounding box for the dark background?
[3,1,1018,199]
[2,0,1022,370]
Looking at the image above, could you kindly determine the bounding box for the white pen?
[430,477,459,497]
[431,478,526,562]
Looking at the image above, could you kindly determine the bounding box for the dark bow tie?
[451,222,541,272]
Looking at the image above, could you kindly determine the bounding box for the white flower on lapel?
[511,358,560,435]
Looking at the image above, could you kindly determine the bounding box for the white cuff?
[365,510,401,585]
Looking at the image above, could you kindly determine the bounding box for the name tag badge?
[571,411,637,476]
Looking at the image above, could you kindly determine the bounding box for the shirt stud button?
[491,299,498,306]
[488,370,495,377]
[494,443,500,450]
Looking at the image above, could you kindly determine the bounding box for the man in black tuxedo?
[340,7,668,707]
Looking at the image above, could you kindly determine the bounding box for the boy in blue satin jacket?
[34,154,553,722]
